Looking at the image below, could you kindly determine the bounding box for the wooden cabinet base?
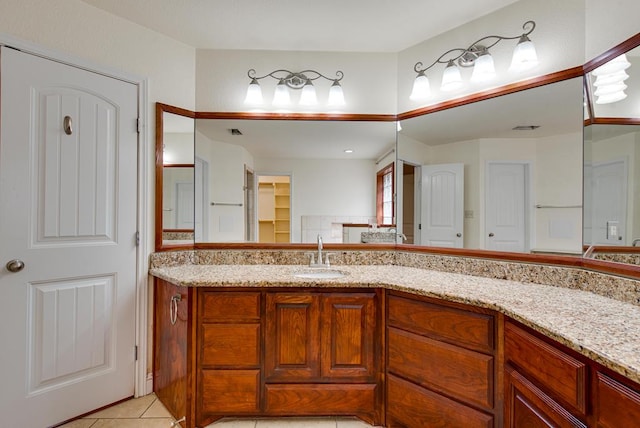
[265,383,379,425]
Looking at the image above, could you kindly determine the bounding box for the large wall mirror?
[583,39,640,263]
[397,77,584,255]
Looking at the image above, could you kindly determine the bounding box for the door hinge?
[136,117,142,134]
[134,345,138,361]
[418,223,422,230]
[135,231,140,246]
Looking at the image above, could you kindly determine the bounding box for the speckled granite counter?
[150,262,640,385]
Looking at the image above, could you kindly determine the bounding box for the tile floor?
[59,394,380,427]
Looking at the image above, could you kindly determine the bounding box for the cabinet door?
[595,372,640,427]
[321,293,376,381]
[265,293,321,381]
[505,365,586,428]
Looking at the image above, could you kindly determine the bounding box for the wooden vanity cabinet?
[385,291,500,428]
[264,291,381,424]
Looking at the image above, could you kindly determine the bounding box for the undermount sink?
[294,269,347,279]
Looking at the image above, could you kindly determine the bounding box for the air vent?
[230,128,243,135]
[512,125,540,131]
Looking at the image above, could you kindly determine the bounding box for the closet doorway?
[257,174,291,243]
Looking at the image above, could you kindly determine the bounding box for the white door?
[195,156,209,242]
[175,181,195,229]
[420,163,464,247]
[0,47,138,427]
[587,159,627,245]
[485,162,528,252]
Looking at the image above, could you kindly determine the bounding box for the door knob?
[456,233,462,237]
[5,259,25,273]
[488,233,495,237]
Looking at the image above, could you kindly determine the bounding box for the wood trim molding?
[583,32,640,73]
[195,111,397,122]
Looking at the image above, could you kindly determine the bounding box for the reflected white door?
[588,159,627,245]
[420,163,464,247]
[485,162,528,252]
[176,181,195,229]
[0,47,138,427]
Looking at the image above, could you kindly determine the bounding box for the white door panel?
[587,159,627,245]
[420,163,464,248]
[486,162,528,252]
[0,47,138,428]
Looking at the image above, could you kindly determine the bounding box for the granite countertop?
[150,263,640,384]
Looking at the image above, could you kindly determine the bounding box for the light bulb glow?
[592,54,631,76]
[327,81,345,106]
[509,36,538,72]
[596,91,628,104]
[594,70,629,86]
[299,81,317,106]
[441,61,463,91]
[244,79,263,104]
[410,72,430,100]
[272,79,290,106]
[470,52,496,82]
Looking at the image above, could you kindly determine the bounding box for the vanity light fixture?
[592,54,631,104]
[244,68,345,107]
[410,20,538,100]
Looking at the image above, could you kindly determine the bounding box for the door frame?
[1,34,150,396]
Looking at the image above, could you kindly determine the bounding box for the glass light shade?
[441,60,463,91]
[596,91,627,104]
[244,79,263,104]
[327,81,345,106]
[410,72,430,100]
[592,54,631,76]
[594,83,627,96]
[594,70,629,86]
[470,52,496,82]
[272,79,290,106]
[509,36,539,72]
[299,81,317,106]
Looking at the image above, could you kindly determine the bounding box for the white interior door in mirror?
[420,163,464,247]
[587,159,628,245]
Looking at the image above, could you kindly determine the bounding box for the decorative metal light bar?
[244,68,345,107]
[410,20,539,100]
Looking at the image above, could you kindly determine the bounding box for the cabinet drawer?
[200,369,260,414]
[201,323,260,367]
[201,291,261,322]
[264,383,376,415]
[387,374,493,428]
[505,321,586,414]
[388,294,494,353]
[388,326,494,410]
[595,372,640,427]
[505,365,586,428]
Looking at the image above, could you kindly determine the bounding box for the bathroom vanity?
[151,258,640,428]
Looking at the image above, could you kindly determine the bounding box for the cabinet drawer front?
[388,327,494,410]
[596,372,640,427]
[264,383,376,415]
[387,375,493,428]
[201,323,260,367]
[200,369,260,414]
[388,295,494,353]
[505,322,586,414]
[201,291,261,322]
[505,366,586,428]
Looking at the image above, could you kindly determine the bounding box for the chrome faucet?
[633,238,640,247]
[317,234,323,265]
[308,234,330,268]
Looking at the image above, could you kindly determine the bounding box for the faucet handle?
[305,252,316,266]
[324,253,331,267]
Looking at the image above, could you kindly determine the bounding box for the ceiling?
[79,0,520,52]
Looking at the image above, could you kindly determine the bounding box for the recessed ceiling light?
[344,149,354,153]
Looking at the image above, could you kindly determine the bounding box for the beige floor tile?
[336,417,379,427]
[85,394,156,419]
[90,418,174,428]
[206,418,257,427]
[58,419,98,428]
[142,398,173,418]
[255,417,337,427]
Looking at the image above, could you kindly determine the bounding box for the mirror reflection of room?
[193,119,397,244]
[398,77,584,255]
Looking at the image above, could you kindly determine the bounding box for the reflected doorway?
[257,174,291,243]
[402,162,418,244]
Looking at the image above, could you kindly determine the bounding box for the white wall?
[196,49,398,114]
[254,157,377,242]
[585,0,640,61]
